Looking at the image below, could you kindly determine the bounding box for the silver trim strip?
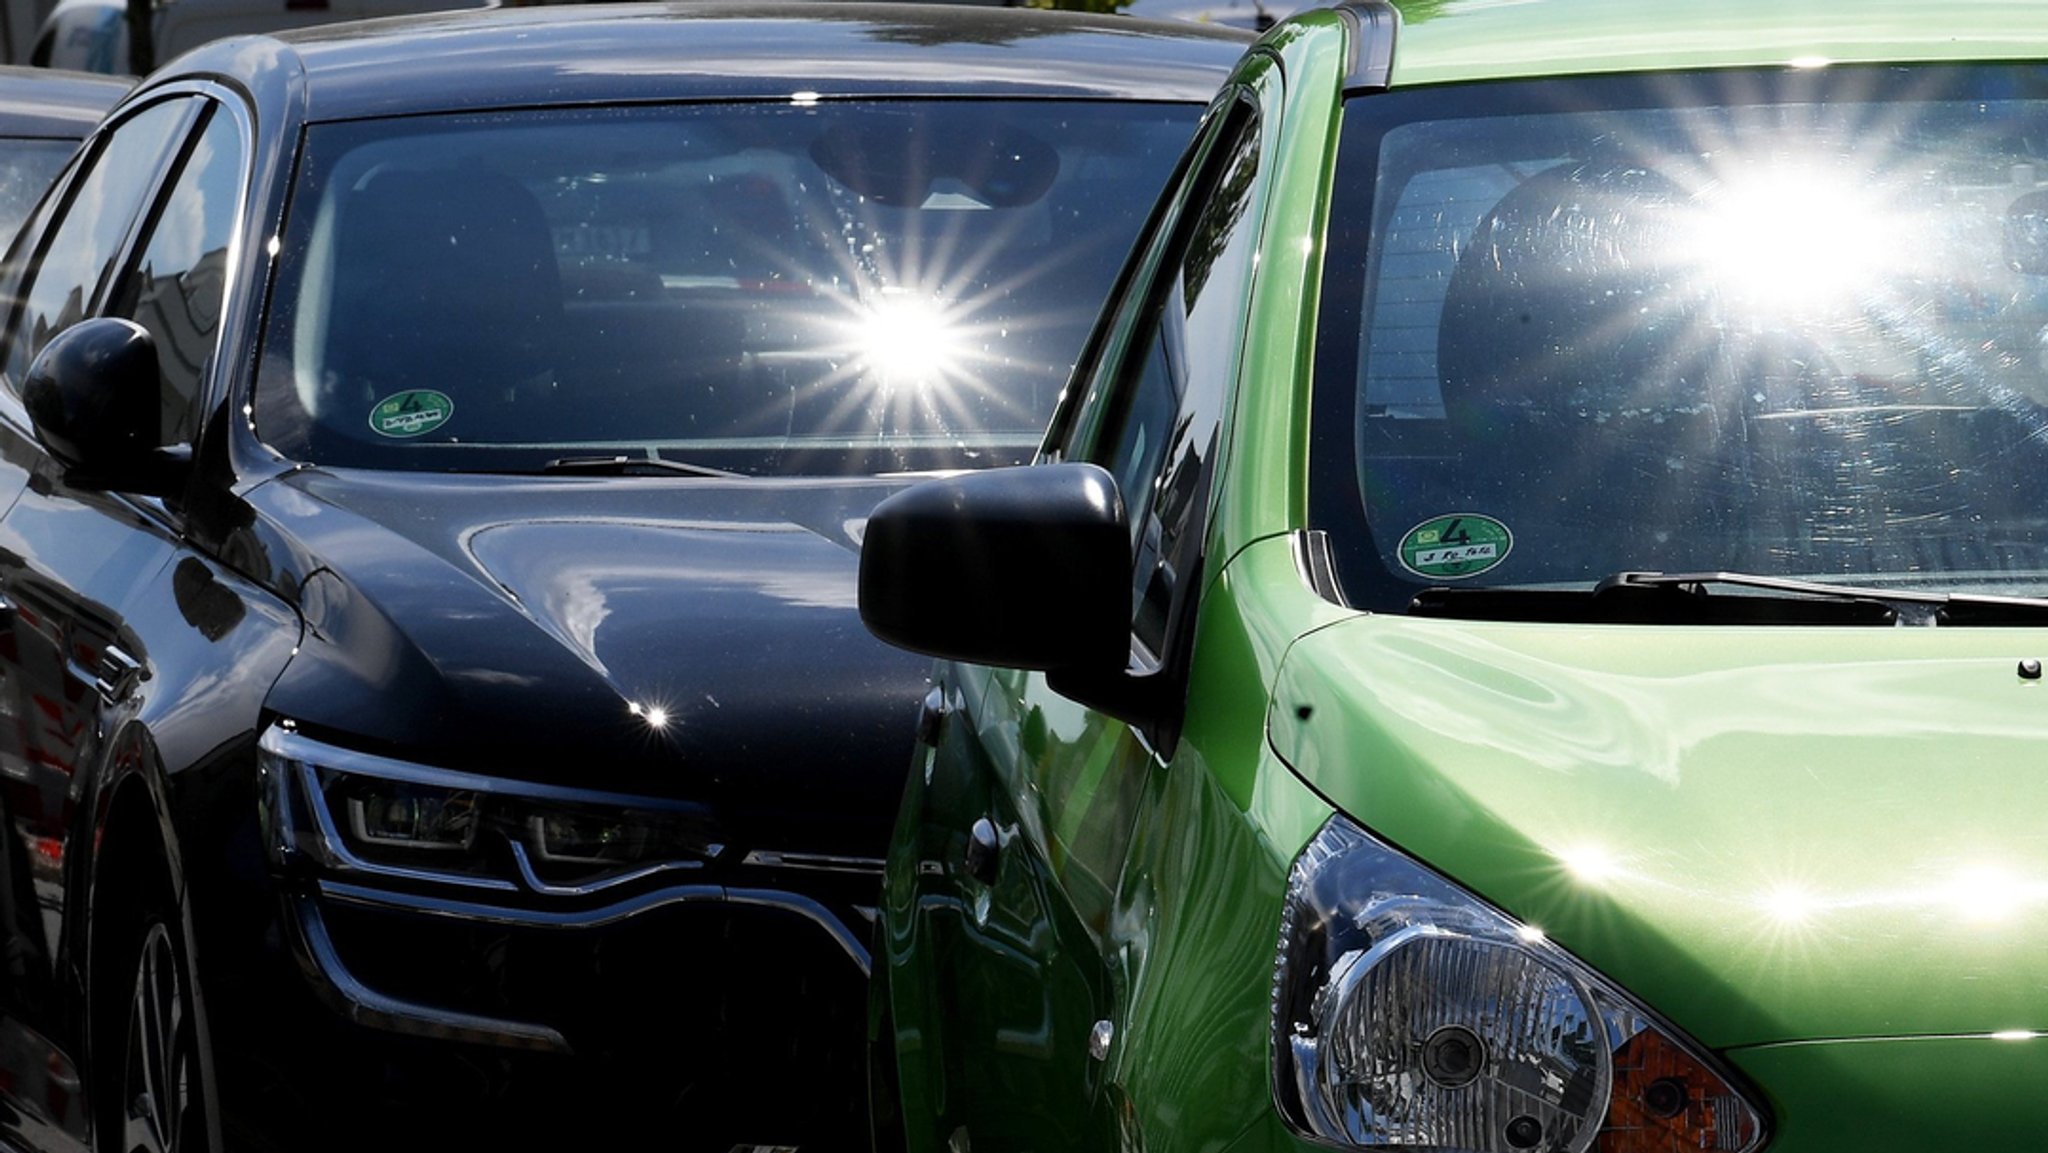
[286,894,571,1054]
[261,725,706,813]
[739,850,886,876]
[1292,530,1347,607]
[508,839,707,897]
[319,880,873,977]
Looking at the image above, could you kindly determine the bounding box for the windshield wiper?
[539,454,740,479]
[1411,570,2048,626]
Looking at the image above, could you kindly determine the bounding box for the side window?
[107,104,245,447]
[3,97,193,386]
[1090,105,1262,666]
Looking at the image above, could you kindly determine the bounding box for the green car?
[857,0,2048,1148]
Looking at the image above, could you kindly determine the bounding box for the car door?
[0,88,272,1152]
[883,83,1268,1153]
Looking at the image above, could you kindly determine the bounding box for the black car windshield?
[1311,66,2048,616]
[252,99,1199,476]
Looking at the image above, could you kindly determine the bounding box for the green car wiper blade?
[1411,577,1896,625]
[539,454,740,479]
[1412,570,2048,626]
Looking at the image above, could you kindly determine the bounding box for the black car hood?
[252,468,930,857]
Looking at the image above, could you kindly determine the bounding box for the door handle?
[964,817,1000,887]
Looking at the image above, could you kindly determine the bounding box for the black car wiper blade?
[539,454,740,479]
[1412,570,2048,626]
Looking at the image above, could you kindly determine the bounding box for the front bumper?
[250,722,880,1145]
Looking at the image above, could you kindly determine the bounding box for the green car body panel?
[873,0,2048,1149]
[1385,0,2048,88]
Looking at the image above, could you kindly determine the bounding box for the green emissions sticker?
[369,390,454,438]
[1398,513,1513,581]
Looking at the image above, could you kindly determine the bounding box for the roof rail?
[1336,0,1399,90]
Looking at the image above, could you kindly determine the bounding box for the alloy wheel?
[120,920,194,1153]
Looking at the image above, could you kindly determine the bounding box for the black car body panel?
[255,469,927,854]
[245,3,1247,118]
[0,5,1250,1149]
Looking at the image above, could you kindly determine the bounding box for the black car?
[0,67,127,241]
[0,5,1248,1149]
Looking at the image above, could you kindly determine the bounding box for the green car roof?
[1387,0,2048,88]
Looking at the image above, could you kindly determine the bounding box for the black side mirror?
[859,462,1130,672]
[22,318,189,495]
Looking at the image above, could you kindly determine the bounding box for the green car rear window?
[1313,66,2048,612]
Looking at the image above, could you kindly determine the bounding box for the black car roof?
[232,2,1253,123]
[0,66,130,137]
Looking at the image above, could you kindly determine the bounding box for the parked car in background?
[860,0,2048,1148]
[29,0,491,73]
[0,66,123,236]
[0,3,1247,1149]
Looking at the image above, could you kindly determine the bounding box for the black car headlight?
[258,723,720,889]
[1273,817,1766,1153]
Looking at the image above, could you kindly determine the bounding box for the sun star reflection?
[1559,845,1622,884]
[1760,886,1818,925]
[855,289,965,389]
[1948,866,2033,924]
[1683,160,1905,316]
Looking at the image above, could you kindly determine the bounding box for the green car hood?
[1267,615,2048,1049]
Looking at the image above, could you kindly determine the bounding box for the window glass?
[1092,109,1260,661]
[5,98,189,384]
[250,100,1201,477]
[109,106,243,446]
[0,140,86,243]
[1313,67,2048,611]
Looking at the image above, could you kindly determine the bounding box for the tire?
[99,889,210,1153]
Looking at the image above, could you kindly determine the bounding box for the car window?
[0,139,89,244]
[250,100,1201,477]
[106,104,244,447]
[1313,66,2048,611]
[4,97,192,387]
[1089,103,1260,665]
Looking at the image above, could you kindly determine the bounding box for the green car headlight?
[1272,818,1766,1153]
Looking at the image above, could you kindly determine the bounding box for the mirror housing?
[860,462,1130,673]
[22,318,189,495]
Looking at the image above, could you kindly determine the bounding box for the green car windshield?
[1312,66,2048,615]
[252,100,1198,477]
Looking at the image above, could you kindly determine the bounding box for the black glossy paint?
[0,6,1249,1151]
[256,469,930,856]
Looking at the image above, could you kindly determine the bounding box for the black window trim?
[1045,85,1268,757]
